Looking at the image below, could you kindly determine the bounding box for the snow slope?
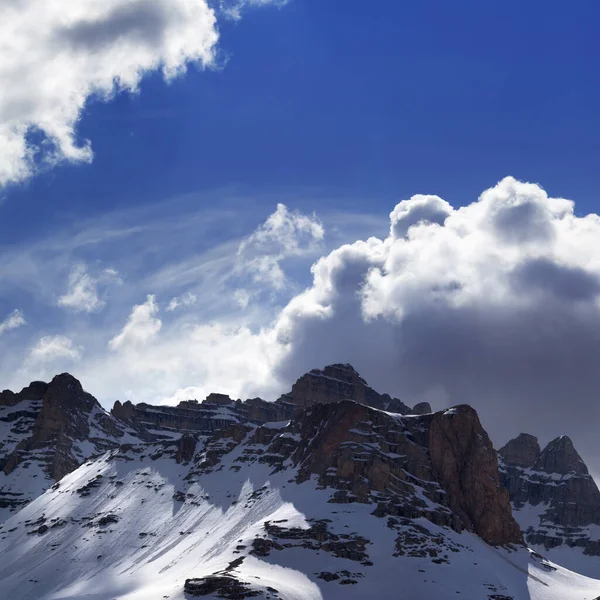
[1,435,599,600]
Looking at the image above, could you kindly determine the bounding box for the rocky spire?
[533,435,589,475]
[498,432,540,468]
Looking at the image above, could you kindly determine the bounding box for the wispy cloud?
[58,264,120,313]
[167,292,198,312]
[0,310,26,336]
[0,190,389,407]
[29,335,82,363]
[236,203,324,292]
[221,0,289,21]
[109,295,162,350]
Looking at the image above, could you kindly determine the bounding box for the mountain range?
[0,363,599,599]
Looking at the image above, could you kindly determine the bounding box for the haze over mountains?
[1,364,599,599]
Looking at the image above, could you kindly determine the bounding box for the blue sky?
[2,0,600,471]
[6,0,600,228]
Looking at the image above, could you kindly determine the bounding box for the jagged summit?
[279,363,420,414]
[0,380,48,406]
[110,363,428,439]
[535,434,588,475]
[498,432,541,468]
[499,432,600,575]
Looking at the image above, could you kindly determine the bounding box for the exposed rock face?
[534,435,589,476]
[428,406,521,545]
[0,381,48,407]
[412,401,432,415]
[109,363,427,439]
[176,434,197,464]
[499,433,600,558]
[498,433,540,468]
[276,401,521,545]
[279,363,415,414]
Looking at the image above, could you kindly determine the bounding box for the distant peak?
[411,401,432,415]
[498,432,541,468]
[44,372,98,413]
[534,435,588,476]
[49,372,84,392]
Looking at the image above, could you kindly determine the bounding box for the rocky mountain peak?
[499,431,600,569]
[1,373,129,512]
[111,399,135,421]
[281,363,415,414]
[534,435,589,476]
[288,400,521,546]
[498,432,541,468]
[43,373,98,414]
[411,401,433,415]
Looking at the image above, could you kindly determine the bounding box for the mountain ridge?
[0,365,599,599]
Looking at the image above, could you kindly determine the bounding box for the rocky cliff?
[284,401,521,545]
[0,373,132,518]
[499,432,600,569]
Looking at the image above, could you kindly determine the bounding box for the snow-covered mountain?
[0,364,599,600]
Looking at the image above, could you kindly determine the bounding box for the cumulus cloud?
[0,310,26,335]
[269,177,600,470]
[237,203,324,291]
[0,0,279,186]
[58,264,120,313]
[109,294,162,350]
[389,194,453,239]
[29,335,82,363]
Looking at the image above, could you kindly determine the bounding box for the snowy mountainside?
[1,364,600,599]
[0,396,599,599]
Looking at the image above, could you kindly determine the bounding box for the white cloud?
[0,309,26,335]
[268,176,600,470]
[389,194,453,239]
[109,294,162,350]
[237,203,324,291]
[29,335,82,363]
[0,0,280,187]
[58,264,120,313]
[166,291,198,312]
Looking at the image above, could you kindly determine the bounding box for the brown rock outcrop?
[283,401,522,546]
[428,406,522,545]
